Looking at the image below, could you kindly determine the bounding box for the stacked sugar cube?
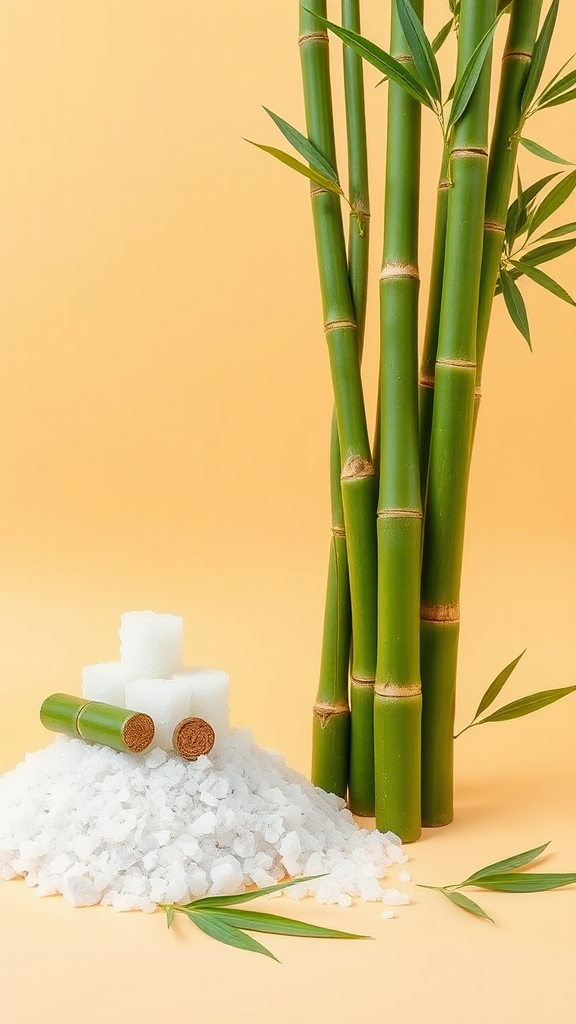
[81,611,229,753]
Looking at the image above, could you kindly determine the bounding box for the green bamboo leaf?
[473,650,526,720]
[432,17,453,55]
[475,684,576,725]
[306,12,434,108]
[262,108,339,184]
[538,220,576,240]
[475,873,576,893]
[505,170,525,252]
[539,87,576,110]
[192,906,371,940]
[183,874,328,908]
[500,269,531,347]
[509,260,576,306]
[497,0,512,13]
[518,137,573,166]
[462,842,551,884]
[447,12,504,129]
[527,169,576,238]
[441,889,494,922]
[538,66,576,106]
[395,0,442,103]
[519,237,576,266]
[188,910,279,961]
[165,906,174,929]
[521,0,560,115]
[448,0,458,15]
[245,141,345,197]
[534,54,576,107]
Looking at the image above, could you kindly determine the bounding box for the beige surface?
[1,2,575,1022]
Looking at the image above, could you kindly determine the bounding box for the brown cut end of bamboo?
[380,262,419,281]
[420,603,460,623]
[313,701,350,728]
[324,318,357,334]
[173,717,215,760]
[122,713,156,753]
[377,508,422,519]
[341,455,374,481]
[298,32,329,46]
[375,683,422,697]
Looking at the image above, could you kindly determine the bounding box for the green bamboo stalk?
[374,0,423,842]
[418,142,450,503]
[40,693,156,753]
[420,0,497,827]
[300,0,377,815]
[475,0,544,395]
[312,0,370,800]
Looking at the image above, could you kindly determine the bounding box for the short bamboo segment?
[40,693,155,754]
[312,0,370,800]
[300,0,377,816]
[420,0,497,827]
[475,0,543,397]
[374,0,423,842]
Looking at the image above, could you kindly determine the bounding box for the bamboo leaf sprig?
[455,650,576,738]
[158,875,371,961]
[418,843,576,923]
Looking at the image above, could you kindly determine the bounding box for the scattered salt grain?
[0,730,408,911]
[398,869,411,882]
[381,910,395,920]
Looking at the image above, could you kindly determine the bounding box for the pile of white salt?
[0,730,411,911]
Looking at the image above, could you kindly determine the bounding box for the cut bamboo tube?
[40,693,155,754]
[312,0,370,800]
[300,0,377,816]
[420,0,497,827]
[374,0,423,843]
[173,717,215,760]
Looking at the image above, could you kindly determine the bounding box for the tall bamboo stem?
[300,0,377,815]
[311,0,371,799]
[420,0,497,827]
[475,0,543,398]
[374,0,423,842]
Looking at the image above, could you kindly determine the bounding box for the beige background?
[0,2,575,1021]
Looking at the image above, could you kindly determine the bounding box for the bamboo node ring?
[375,684,422,698]
[377,508,422,519]
[420,603,460,623]
[324,318,357,334]
[298,32,329,46]
[331,526,346,537]
[380,262,419,281]
[436,357,476,370]
[314,702,349,728]
[503,50,532,63]
[484,220,505,233]
[350,675,375,688]
[341,455,374,481]
[419,374,435,389]
[451,146,488,158]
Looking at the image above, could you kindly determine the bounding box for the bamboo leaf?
[521,0,560,115]
[441,889,494,922]
[535,53,576,107]
[500,269,531,347]
[538,221,576,240]
[245,141,345,197]
[510,260,576,306]
[447,12,504,129]
[473,650,526,720]
[182,874,328,908]
[165,906,174,929]
[497,0,512,13]
[192,906,371,940]
[527,170,576,238]
[505,169,525,252]
[475,873,576,893]
[519,237,576,266]
[188,910,279,961]
[539,87,576,110]
[262,108,339,184]
[538,66,576,106]
[462,842,551,884]
[432,17,453,54]
[475,684,576,725]
[395,0,442,103]
[518,137,573,166]
[307,12,434,108]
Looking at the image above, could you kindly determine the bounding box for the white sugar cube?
[119,611,183,677]
[124,678,191,750]
[81,661,140,706]
[172,667,230,747]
